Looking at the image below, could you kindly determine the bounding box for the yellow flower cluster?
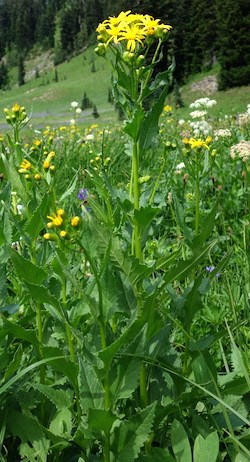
[4,103,28,126]
[18,150,56,181]
[96,10,172,53]
[44,209,81,241]
[183,136,212,150]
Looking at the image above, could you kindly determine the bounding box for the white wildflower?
[71,101,78,109]
[230,140,250,161]
[190,110,207,119]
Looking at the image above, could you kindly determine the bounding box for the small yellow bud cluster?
[43,151,56,171]
[18,158,42,181]
[44,209,81,242]
[90,155,111,171]
[4,103,28,127]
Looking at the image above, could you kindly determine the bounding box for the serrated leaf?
[32,383,72,409]
[1,152,28,202]
[7,410,49,462]
[24,282,65,322]
[123,106,145,141]
[171,419,192,462]
[173,194,193,243]
[113,402,156,462]
[10,248,47,285]
[78,358,104,410]
[23,193,51,240]
[139,85,170,154]
[163,240,216,286]
[192,202,219,247]
[2,318,39,348]
[4,343,23,381]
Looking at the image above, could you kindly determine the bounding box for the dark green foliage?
[0,60,9,89]
[17,54,25,86]
[81,92,93,110]
[0,0,248,91]
[216,0,250,89]
[92,104,99,118]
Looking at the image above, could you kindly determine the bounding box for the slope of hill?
[0,47,249,131]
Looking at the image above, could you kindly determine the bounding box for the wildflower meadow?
[0,11,249,462]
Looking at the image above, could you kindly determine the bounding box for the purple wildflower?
[205,265,221,278]
[78,188,89,202]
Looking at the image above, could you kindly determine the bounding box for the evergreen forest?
[0,0,249,91]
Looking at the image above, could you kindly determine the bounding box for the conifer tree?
[216,0,250,89]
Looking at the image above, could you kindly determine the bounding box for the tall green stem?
[131,140,141,260]
[195,153,200,236]
[61,277,75,362]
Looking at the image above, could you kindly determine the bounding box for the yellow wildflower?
[71,216,81,227]
[20,159,32,170]
[117,24,145,51]
[12,103,20,113]
[163,105,173,112]
[59,230,68,238]
[189,138,209,150]
[43,160,50,169]
[47,210,64,227]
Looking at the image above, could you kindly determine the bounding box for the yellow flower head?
[59,230,68,238]
[33,139,42,147]
[47,210,64,227]
[71,216,81,227]
[163,105,172,112]
[20,159,32,170]
[12,103,21,113]
[189,138,209,150]
[96,11,172,52]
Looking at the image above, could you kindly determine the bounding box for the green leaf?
[7,410,50,462]
[23,193,51,240]
[192,352,218,394]
[99,317,145,368]
[123,106,145,141]
[4,343,23,381]
[78,358,104,410]
[88,408,117,434]
[163,241,216,286]
[139,84,170,154]
[1,152,28,202]
[101,265,119,321]
[10,248,47,285]
[193,432,219,462]
[173,194,193,244]
[134,206,160,228]
[113,402,156,462]
[171,419,192,462]
[2,318,39,348]
[111,355,141,401]
[138,447,175,461]
[49,407,72,437]
[32,383,72,409]
[192,202,219,247]
[24,282,66,322]
[60,173,78,202]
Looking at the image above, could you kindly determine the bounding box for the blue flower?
[205,265,221,277]
[78,188,89,201]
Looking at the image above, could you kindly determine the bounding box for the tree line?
[0,0,249,90]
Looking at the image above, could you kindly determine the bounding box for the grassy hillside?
[0,46,249,131]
